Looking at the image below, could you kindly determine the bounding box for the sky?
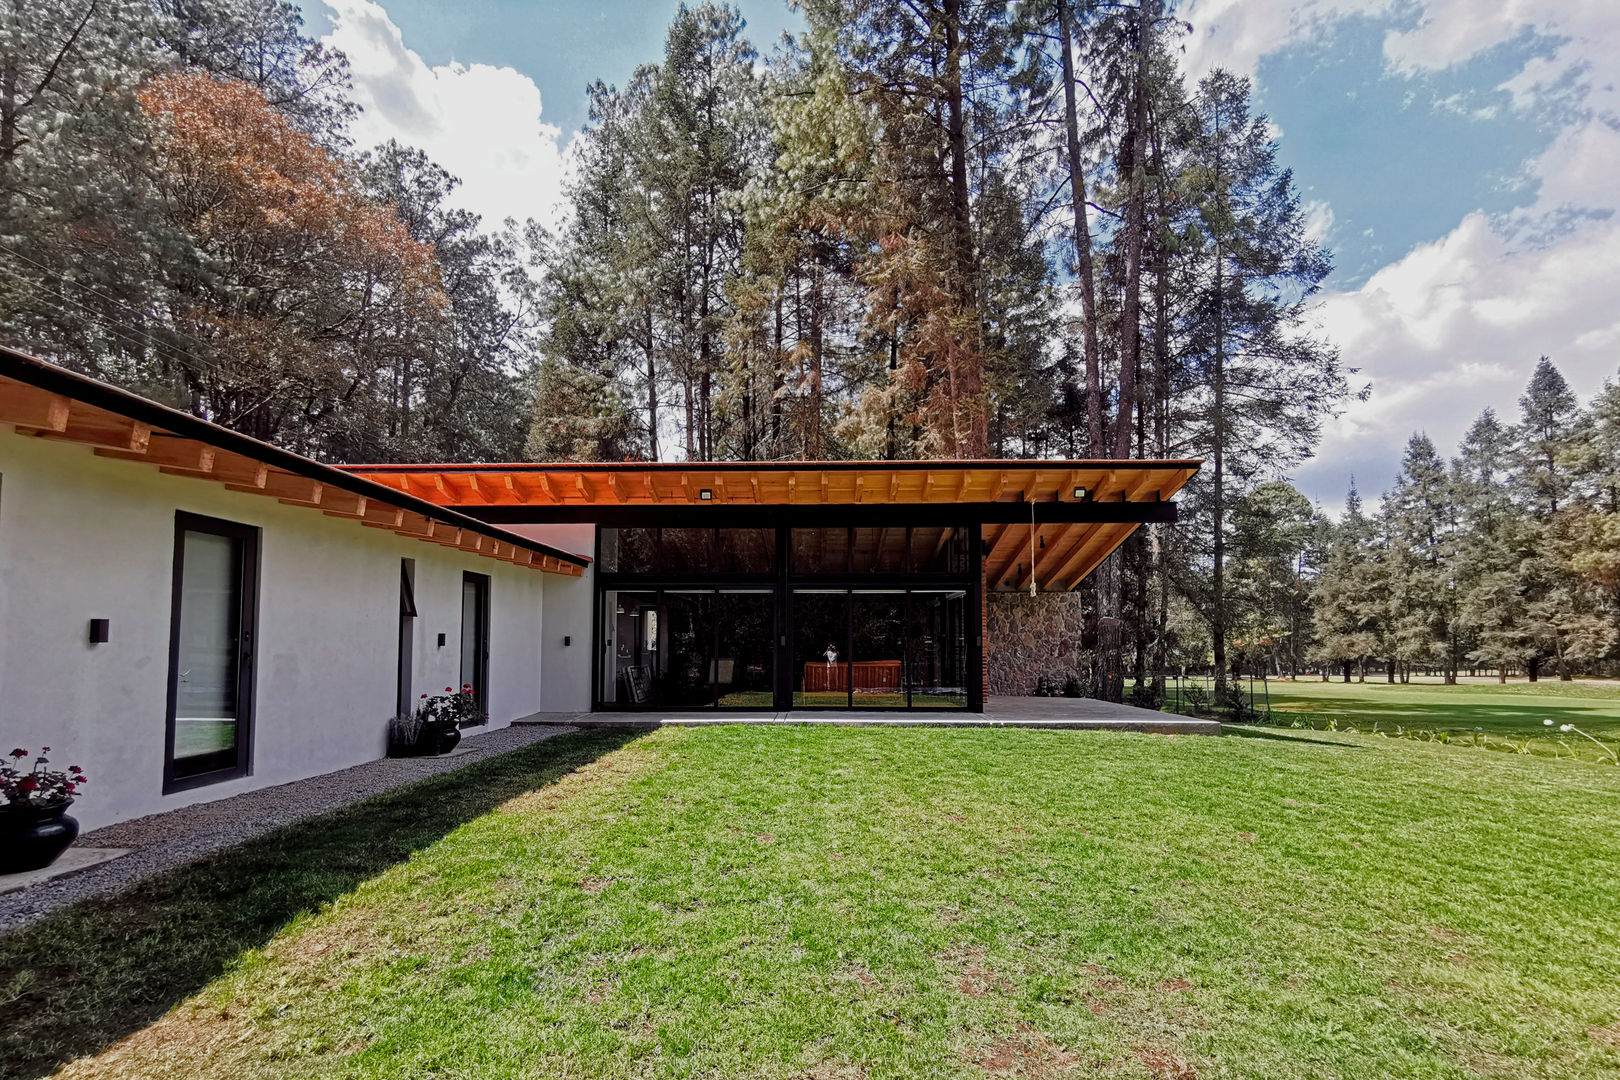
[298,0,1620,512]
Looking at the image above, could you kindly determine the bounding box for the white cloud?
[320,0,569,233]
[1184,0,1620,502]
[1303,207,1620,489]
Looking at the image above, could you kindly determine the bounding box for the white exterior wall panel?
[0,428,553,831]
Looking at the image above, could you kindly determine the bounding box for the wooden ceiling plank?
[991,523,1034,589]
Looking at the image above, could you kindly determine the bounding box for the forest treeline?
[3,1,1615,699]
[1270,360,1619,685]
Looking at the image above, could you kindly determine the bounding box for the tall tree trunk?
[1113,0,1151,459]
[1055,0,1103,458]
[644,307,659,460]
[942,0,986,457]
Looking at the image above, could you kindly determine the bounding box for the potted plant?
[2,747,88,873]
[395,685,482,757]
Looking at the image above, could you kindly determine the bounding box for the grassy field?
[3,725,1619,1079]
[1258,677,1620,742]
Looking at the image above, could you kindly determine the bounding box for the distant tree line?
[1291,360,1619,683]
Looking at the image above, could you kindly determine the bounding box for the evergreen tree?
[1385,433,1462,681]
[1177,70,1349,695]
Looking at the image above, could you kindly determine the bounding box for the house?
[0,347,1196,831]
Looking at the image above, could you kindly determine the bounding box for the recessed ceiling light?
[1072,486,1087,500]
[699,488,713,501]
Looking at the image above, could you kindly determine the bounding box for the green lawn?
[1259,677,1620,741]
[4,725,1620,1079]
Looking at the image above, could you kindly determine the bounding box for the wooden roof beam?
[0,381,71,432]
[1054,524,1131,591]
[40,411,152,453]
[97,436,214,472]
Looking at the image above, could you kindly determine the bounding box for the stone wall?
[984,590,1092,696]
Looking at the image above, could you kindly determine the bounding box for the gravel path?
[0,723,577,933]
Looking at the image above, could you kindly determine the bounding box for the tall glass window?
[717,590,774,707]
[910,590,969,707]
[851,590,907,707]
[167,514,258,788]
[793,590,850,706]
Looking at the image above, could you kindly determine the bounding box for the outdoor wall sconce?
[699,488,713,500]
[437,632,447,647]
[563,635,572,646]
[1073,486,1087,500]
[88,618,109,644]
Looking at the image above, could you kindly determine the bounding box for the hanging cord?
[1029,497,1038,597]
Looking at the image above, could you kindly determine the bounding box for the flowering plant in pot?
[2,748,88,873]
[406,685,481,755]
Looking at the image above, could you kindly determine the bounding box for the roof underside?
[344,461,1199,593]
[0,352,587,575]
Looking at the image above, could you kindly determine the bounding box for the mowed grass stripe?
[7,725,1620,1079]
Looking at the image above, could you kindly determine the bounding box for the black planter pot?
[413,722,461,757]
[1,799,79,874]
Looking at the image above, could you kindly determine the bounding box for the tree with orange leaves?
[138,70,444,448]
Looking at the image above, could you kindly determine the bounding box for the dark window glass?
[851,527,906,573]
[909,589,968,707]
[717,590,774,707]
[791,528,852,574]
[793,589,849,705]
[716,528,776,574]
[600,528,655,574]
[911,526,969,574]
[659,528,714,574]
[851,591,906,706]
[659,591,715,705]
[603,590,659,704]
[167,514,258,787]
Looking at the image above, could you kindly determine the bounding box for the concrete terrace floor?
[538,694,1218,735]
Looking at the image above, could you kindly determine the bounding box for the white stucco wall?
[0,428,555,831]
[506,523,595,713]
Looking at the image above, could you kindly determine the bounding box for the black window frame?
[593,516,982,712]
[460,570,492,726]
[163,510,261,793]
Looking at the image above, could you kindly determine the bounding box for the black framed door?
[460,571,490,725]
[164,512,259,792]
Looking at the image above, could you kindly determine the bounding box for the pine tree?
[1385,433,1462,681]
[1178,70,1349,696]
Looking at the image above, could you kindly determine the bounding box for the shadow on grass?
[0,728,641,1080]
[1219,724,1369,749]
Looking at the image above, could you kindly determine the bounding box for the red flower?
[16,778,36,793]
[445,686,453,693]
[41,747,50,754]
[9,749,25,759]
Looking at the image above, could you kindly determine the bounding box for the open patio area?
[552,694,1218,734]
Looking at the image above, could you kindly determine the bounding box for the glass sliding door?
[851,590,907,707]
[793,589,850,706]
[602,590,658,705]
[717,590,774,707]
[166,513,258,790]
[660,590,715,706]
[910,589,969,707]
